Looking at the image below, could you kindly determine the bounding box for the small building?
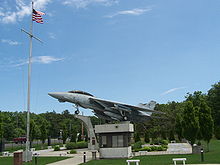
[95,122,134,158]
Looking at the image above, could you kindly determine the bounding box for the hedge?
[66,141,87,150]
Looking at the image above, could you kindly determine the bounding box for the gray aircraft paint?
[48,90,162,123]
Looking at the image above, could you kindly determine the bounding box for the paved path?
[46,149,98,165]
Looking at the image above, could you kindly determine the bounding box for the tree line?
[0,109,102,145]
[0,81,220,147]
[135,81,220,148]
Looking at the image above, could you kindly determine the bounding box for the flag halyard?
[32,9,45,24]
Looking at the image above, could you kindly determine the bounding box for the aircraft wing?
[89,97,163,114]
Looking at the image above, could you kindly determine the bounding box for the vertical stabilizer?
[138,101,156,110]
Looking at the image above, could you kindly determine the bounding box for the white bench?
[32,152,40,156]
[172,158,186,165]
[3,151,9,156]
[126,160,140,165]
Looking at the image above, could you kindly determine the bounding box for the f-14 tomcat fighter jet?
[48,90,162,123]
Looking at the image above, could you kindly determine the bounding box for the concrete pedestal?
[22,150,32,162]
[95,122,134,159]
[99,146,132,158]
[74,114,99,150]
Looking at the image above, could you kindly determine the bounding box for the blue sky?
[1,0,220,115]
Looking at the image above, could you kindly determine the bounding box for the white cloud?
[0,0,50,24]
[105,7,152,18]
[1,39,21,45]
[13,56,64,67]
[48,32,56,39]
[62,0,118,9]
[33,56,64,64]
[161,87,186,96]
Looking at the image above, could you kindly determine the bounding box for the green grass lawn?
[0,156,70,165]
[83,140,220,165]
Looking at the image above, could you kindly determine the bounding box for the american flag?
[32,9,45,24]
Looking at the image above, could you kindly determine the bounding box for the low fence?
[5,139,64,150]
[133,150,192,157]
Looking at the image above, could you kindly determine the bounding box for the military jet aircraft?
[48,90,162,123]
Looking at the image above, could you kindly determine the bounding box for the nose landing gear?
[123,116,128,121]
[73,105,80,115]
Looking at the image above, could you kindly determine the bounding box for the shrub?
[152,138,160,145]
[132,141,142,150]
[197,141,201,146]
[54,146,60,151]
[69,149,77,154]
[66,142,77,150]
[66,141,87,150]
[77,141,87,148]
[162,146,168,151]
[133,145,168,152]
[160,140,169,145]
[156,146,163,151]
[139,146,152,152]
[161,145,168,149]
[150,146,157,151]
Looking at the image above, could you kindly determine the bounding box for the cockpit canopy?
[68,90,94,97]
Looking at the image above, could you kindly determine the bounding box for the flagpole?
[25,1,33,162]
[21,2,43,161]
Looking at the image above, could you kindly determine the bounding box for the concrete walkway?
[44,149,98,165]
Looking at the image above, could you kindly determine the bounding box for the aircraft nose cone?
[48,92,64,99]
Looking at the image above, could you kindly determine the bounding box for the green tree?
[3,114,15,140]
[199,100,214,150]
[70,126,77,143]
[186,91,207,141]
[185,91,206,107]
[214,126,220,139]
[144,132,150,143]
[61,124,68,144]
[175,114,183,141]
[186,91,214,146]
[14,128,25,137]
[168,130,175,141]
[207,82,220,139]
[0,112,3,140]
[182,101,199,145]
[30,120,40,147]
[134,133,141,142]
[40,120,48,144]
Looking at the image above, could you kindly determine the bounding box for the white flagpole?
[25,1,33,162]
[22,2,43,161]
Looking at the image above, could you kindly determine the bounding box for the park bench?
[126,159,140,165]
[172,158,186,165]
[2,151,9,156]
[33,152,40,156]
